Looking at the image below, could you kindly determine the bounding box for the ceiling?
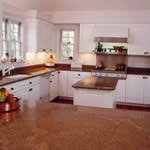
[3,0,150,11]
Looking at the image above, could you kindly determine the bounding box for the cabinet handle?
[11,88,14,91]
[143,76,148,79]
[50,81,52,83]
[29,88,33,92]
[52,75,54,76]
[58,72,60,74]
[144,52,149,55]
[42,49,46,52]
[78,74,80,76]
[29,82,32,84]
[50,49,52,51]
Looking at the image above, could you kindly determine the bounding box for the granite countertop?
[73,76,118,90]
[0,68,56,86]
[0,101,150,150]
[127,67,150,75]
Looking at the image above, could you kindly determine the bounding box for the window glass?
[61,30,75,59]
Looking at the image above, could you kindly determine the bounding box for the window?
[1,19,23,63]
[2,20,8,62]
[61,30,75,59]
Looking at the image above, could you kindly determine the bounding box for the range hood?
[94,37,128,43]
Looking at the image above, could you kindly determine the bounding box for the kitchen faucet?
[2,66,15,76]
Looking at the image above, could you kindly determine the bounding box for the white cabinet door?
[25,18,56,52]
[94,24,128,38]
[58,71,68,97]
[79,24,95,53]
[50,72,58,101]
[126,75,144,104]
[24,19,38,52]
[37,19,49,51]
[115,80,126,102]
[49,24,56,51]
[128,24,150,56]
[143,76,150,104]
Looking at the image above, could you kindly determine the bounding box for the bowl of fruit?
[0,88,20,112]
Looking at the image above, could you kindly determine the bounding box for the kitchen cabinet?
[126,75,144,104]
[128,24,150,56]
[49,71,58,101]
[58,71,68,97]
[24,18,56,52]
[79,24,95,53]
[94,24,128,38]
[115,79,126,102]
[37,19,56,51]
[68,71,91,97]
[74,88,115,108]
[40,73,50,101]
[143,76,150,104]
[1,77,40,107]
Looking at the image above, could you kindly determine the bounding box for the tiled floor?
[51,98,150,112]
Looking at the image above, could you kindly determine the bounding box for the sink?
[5,74,31,79]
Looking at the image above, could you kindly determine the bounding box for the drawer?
[50,71,58,79]
[71,72,91,79]
[19,77,40,87]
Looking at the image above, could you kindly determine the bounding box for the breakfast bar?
[73,76,118,108]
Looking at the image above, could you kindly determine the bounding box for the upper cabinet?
[37,19,56,52]
[94,25,128,38]
[79,24,95,53]
[128,24,150,56]
[24,11,56,53]
[79,24,128,53]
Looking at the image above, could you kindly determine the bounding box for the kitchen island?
[73,76,118,108]
[0,101,150,150]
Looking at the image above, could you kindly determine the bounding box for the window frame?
[60,29,75,60]
[1,18,24,64]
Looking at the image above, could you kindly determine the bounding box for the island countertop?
[0,101,150,150]
[72,76,118,90]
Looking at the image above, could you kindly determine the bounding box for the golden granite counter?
[72,76,118,90]
[0,101,150,150]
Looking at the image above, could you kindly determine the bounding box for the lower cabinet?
[125,75,150,104]
[49,71,58,101]
[58,71,68,97]
[74,88,115,108]
[143,76,150,104]
[115,79,126,102]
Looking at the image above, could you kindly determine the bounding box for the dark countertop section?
[0,101,150,150]
[127,67,150,75]
[1,63,150,87]
[73,76,118,90]
[0,64,95,86]
[0,68,56,86]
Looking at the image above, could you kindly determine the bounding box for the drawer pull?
[29,82,32,84]
[78,74,80,76]
[11,88,14,91]
[58,72,60,74]
[50,81,52,83]
[144,52,149,55]
[52,75,54,76]
[143,77,148,79]
[29,88,33,92]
